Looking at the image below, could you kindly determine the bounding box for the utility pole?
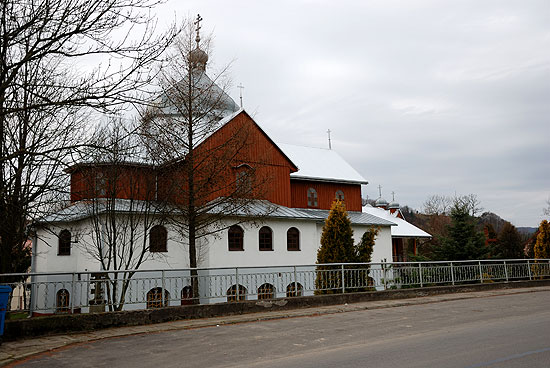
[327,129,332,149]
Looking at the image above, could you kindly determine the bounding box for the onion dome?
[190,47,208,71]
[388,200,400,210]
[375,197,389,208]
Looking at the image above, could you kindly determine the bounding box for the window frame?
[287,227,300,251]
[228,225,244,251]
[307,187,318,207]
[286,282,303,297]
[58,230,71,256]
[146,287,170,309]
[227,284,247,302]
[259,226,273,251]
[335,190,345,201]
[257,283,275,300]
[149,225,168,252]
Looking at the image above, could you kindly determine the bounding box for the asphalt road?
[14,291,550,367]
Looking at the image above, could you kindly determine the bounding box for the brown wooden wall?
[290,179,362,211]
[158,112,296,207]
[70,165,156,202]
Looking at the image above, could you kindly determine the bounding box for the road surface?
[14,291,550,367]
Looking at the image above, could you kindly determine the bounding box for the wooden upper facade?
[68,111,364,211]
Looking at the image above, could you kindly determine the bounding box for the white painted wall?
[32,214,394,312]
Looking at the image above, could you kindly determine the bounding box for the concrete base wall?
[5,280,550,341]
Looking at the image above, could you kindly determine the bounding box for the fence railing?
[1,259,549,316]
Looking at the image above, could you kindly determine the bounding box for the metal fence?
[1,259,549,316]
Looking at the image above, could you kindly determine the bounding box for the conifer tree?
[317,200,355,264]
[356,227,379,263]
[534,220,550,259]
[316,200,355,293]
[355,227,379,290]
[433,202,488,261]
[492,222,523,259]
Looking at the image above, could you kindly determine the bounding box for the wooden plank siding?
[290,179,362,211]
[70,166,157,202]
[68,111,364,214]
[158,111,296,207]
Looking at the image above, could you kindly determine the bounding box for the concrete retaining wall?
[5,280,550,341]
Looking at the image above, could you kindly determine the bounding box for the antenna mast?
[237,83,244,109]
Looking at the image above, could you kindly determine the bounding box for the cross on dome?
[194,14,202,45]
[190,14,208,71]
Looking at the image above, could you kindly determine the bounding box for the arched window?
[56,289,70,313]
[181,286,193,306]
[149,225,167,252]
[228,225,244,251]
[259,226,273,251]
[146,287,170,309]
[287,227,300,251]
[227,284,247,302]
[307,188,318,207]
[335,190,345,201]
[286,282,303,297]
[58,230,71,256]
[257,283,275,300]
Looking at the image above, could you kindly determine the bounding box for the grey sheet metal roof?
[296,208,395,226]
[36,199,169,224]
[209,200,394,226]
[37,199,394,227]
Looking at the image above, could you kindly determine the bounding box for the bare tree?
[422,195,452,216]
[423,194,483,217]
[75,120,168,311]
[544,198,550,216]
[0,0,178,275]
[140,16,274,298]
[454,194,483,217]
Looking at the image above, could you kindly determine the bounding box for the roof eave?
[290,176,368,185]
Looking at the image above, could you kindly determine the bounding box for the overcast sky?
[157,0,550,227]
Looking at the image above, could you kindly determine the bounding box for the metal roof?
[278,143,368,185]
[37,199,394,227]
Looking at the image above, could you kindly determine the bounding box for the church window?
[58,230,71,256]
[307,188,318,207]
[259,226,273,251]
[287,227,300,251]
[149,225,167,252]
[228,225,244,251]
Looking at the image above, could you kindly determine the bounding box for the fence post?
[28,276,35,317]
[161,270,166,306]
[235,267,239,300]
[419,263,423,288]
[379,262,385,290]
[70,272,75,313]
[86,273,90,310]
[527,260,532,280]
[504,261,509,282]
[450,262,455,286]
[341,264,345,293]
[293,266,298,296]
[478,261,483,283]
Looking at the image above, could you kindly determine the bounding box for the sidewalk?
[2,285,550,367]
